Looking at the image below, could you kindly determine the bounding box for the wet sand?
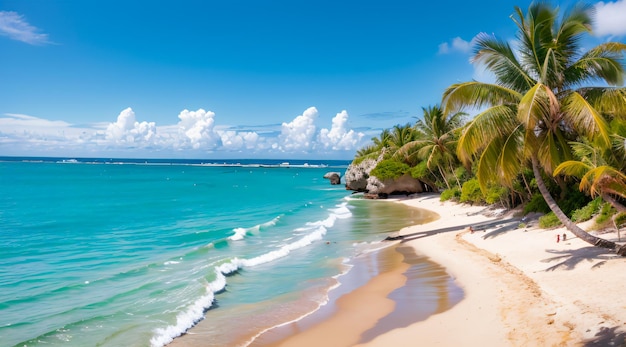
[251,244,461,347]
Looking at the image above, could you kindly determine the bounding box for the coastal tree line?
[351,2,626,254]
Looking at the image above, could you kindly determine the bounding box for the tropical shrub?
[460,178,483,204]
[571,198,603,222]
[596,203,616,225]
[524,193,550,215]
[440,187,461,201]
[370,159,410,180]
[485,186,509,205]
[539,212,562,228]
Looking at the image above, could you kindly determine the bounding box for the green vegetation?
[460,178,483,204]
[596,203,616,225]
[571,198,603,223]
[349,2,626,253]
[440,187,461,202]
[369,160,410,180]
[539,213,562,229]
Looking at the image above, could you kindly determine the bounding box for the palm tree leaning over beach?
[442,2,626,254]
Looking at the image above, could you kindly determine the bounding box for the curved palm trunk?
[447,160,462,189]
[601,193,626,213]
[531,157,625,255]
[437,165,451,190]
[601,193,626,243]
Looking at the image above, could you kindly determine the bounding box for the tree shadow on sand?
[540,246,619,271]
[582,326,626,347]
[480,220,523,239]
[387,218,519,243]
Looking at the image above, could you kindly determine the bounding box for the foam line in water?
[151,204,350,346]
[228,227,247,241]
[150,269,227,347]
[228,216,281,241]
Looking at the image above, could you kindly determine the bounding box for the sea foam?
[150,203,351,347]
[150,270,227,347]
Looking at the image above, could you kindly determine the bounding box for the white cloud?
[438,36,474,55]
[0,11,50,45]
[594,0,626,37]
[318,110,364,150]
[218,130,260,151]
[105,107,156,145]
[278,106,318,152]
[176,109,220,149]
[0,106,367,158]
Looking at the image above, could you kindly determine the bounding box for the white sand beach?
[264,193,626,347]
[361,194,626,347]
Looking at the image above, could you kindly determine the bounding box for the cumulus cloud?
[218,130,260,151]
[106,108,156,145]
[438,36,474,55]
[318,110,364,150]
[594,0,626,37]
[278,107,318,152]
[0,11,50,45]
[176,109,220,149]
[1,106,367,158]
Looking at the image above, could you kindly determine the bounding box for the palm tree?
[554,138,626,213]
[353,129,392,162]
[443,2,626,254]
[386,123,421,163]
[394,105,466,189]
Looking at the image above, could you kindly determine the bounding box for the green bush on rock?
[370,160,410,180]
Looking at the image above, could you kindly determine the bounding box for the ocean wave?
[150,270,226,347]
[149,203,351,346]
[228,216,281,241]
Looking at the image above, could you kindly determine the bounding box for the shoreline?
[366,194,626,346]
[253,193,626,346]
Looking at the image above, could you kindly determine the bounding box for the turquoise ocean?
[0,157,439,347]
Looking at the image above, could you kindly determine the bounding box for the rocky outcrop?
[344,156,381,191]
[366,173,426,197]
[345,150,432,197]
[323,172,341,185]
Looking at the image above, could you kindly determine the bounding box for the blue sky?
[1,0,625,159]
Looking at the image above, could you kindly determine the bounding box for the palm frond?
[443,82,522,113]
[472,33,535,91]
[566,42,626,87]
[576,87,626,120]
[553,160,593,178]
[456,105,518,165]
[562,91,612,148]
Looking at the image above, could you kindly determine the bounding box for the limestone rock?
[323,172,342,185]
[344,158,378,191]
[366,173,425,197]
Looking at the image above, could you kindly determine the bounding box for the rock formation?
[365,173,426,197]
[345,150,432,197]
[323,172,342,185]
[344,156,381,192]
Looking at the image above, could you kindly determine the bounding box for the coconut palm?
[353,129,392,162]
[394,105,466,189]
[443,2,626,253]
[554,137,626,213]
[386,123,421,163]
